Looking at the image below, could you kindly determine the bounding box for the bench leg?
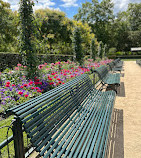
[12,117,25,158]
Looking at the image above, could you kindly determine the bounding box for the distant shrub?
[115,51,124,56]
[108,47,117,55]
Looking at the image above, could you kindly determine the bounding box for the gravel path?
[108,61,141,158]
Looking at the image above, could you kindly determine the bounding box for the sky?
[3,0,141,19]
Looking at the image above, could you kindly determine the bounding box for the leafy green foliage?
[0,1,18,52]
[19,0,38,79]
[98,41,104,59]
[72,27,83,65]
[74,0,114,45]
[90,38,97,60]
[108,47,117,55]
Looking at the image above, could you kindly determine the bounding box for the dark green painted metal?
[8,74,116,158]
[12,117,25,158]
[108,61,123,72]
[0,135,13,150]
[94,65,120,86]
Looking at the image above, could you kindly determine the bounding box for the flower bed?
[0,59,112,113]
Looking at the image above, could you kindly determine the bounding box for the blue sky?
[3,0,141,19]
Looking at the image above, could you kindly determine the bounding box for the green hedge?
[108,55,141,59]
[0,53,74,71]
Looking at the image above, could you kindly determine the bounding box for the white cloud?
[3,0,19,10]
[112,0,141,14]
[33,0,57,10]
[60,0,78,8]
[3,0,57,11]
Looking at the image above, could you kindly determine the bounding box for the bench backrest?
[7,74,94,152]
[107,62,115,71]
[93,65,109,80]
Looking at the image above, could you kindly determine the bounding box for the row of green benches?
[7,59,123,158]
[136,60,141,66]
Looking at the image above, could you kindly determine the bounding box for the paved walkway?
[108,61,141,158]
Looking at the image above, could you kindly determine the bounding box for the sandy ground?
[108,61,141,158]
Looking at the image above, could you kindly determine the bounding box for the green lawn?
[121,59,141,61]
[0,116,30,157]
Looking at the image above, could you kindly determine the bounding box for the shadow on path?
[117,82,125,97]
[106,108,124,158]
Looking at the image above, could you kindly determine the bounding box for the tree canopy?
[0,0,141,55]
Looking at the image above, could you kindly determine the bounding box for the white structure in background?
[131,47,141,52]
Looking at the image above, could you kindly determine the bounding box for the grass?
[0,116,31,157]
[121,59,141,61]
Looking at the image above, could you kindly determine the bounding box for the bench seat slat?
[38,89,98,155]
[63,91,108,158]
[49,91,104,158]
[28,83,92,144]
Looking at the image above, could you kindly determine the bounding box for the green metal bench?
[107,61,122,73]
[113,58,123,68]
[93,65,120,92]
[136,60,141,66]
[7,74,116,158]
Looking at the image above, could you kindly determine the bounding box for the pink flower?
[24,94,29,98]
[17,63,22,67]
[31,87,35,90]
[20,86,24,88]
[35,87,39,90]
[28,81,33,85]
[49,82,54,85]
[5,84,10,87]
[37,90,42,93]
[38,65,43,69]
[34,82,39,85]
[23,84,28,87]
[48,78,52,80]
[12,84,15,87]
[15,67,19,70]
[18,91,23,95]
[6,82,10,85]
[51,73,56,75]
[57,78,61,81]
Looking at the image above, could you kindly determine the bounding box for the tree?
[0,0,18,52]
[74,0,114,45]
[127,3,141,47]
[104,44,108,56]
[19,0,38,79]
[35,9,73,54]
[98,41,104,59]
[90,38,97,60]
[72,27,83,65]
[128,3,141,31]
